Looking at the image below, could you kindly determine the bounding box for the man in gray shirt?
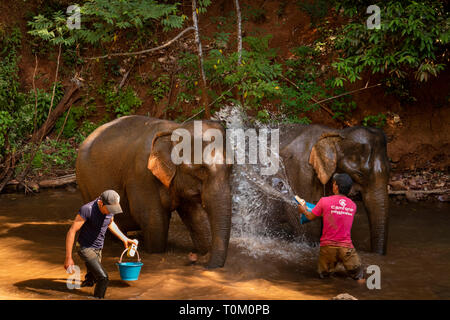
[64,190,136,298]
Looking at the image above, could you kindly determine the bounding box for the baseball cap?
[100,190,122,214]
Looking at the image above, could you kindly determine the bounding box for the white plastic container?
[295,195,306,206]
[127,240,138,257]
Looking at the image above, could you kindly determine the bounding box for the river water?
[0,188,448,300]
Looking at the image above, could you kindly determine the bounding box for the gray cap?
[100,190,122,214]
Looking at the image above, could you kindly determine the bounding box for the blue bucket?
[116,249,143,281]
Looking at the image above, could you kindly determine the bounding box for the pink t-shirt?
[311,195,357,248]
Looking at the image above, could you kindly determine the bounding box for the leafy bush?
[78,120,100,140]
[362,113,387,128]
[204,34,283,110]
[19,138,78,172]
[99,85,142,118]
[0,27,22,112]
[297,0,330,25]
[0,111,14,154]
[281,46,325,114]
[28,0,186,46]
[148,74,170,103]
[332,0,449,89]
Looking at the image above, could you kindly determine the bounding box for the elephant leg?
[177,203,211,255]
[126,183,170,253]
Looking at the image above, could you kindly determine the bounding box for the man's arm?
[108,218,135,248]
[64,214,85,270]
[298,203,318,221]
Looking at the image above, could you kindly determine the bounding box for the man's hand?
[124,238,137,249]
[65,214,85,272]
[64,257,75,271]
[297,203,308,214]
[298,203,317,221]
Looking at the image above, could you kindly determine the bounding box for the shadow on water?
[14,278,129,299]
[0,189,449,299]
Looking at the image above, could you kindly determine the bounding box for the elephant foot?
[205,253,227,269]
[205,263,221,270]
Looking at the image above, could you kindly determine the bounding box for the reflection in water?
[0,189,449,299]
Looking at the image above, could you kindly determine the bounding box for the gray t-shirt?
[77,198,113,249]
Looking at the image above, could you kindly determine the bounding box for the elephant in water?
[76,116,232,268]
[276,124,390,255]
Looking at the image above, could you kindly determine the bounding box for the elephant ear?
[147,131,176,188]
[309,132,343,185]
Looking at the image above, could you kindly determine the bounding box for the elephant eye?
[354,171,364,181]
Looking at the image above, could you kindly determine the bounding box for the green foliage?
[204,34,283,110]
[54,103,96,139]
[0,27,23,112]
[33,84,65,128]
[332,0,449,90]
[77,120,100,141]
[242,4,267,24]
[148,74,170,103]
[362,113,387,128]
[19,138,78,172]
[297,0,330,25]
[0,111,14,153]
[28,0,186,46]
[197,0,212,14]
[99,84,142,118]
[281,45,325,115]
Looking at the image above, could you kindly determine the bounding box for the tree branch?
[32,54,39,136]
[235,0,242,66]
[86,27,195,60]
[310,83,382,107]
[280,75,352,126]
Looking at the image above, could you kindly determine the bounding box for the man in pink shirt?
[298,173,363,281]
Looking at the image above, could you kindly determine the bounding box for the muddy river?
[0,189,448,300]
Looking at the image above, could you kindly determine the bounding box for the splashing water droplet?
[213,105,314,261]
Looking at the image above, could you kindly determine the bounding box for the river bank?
[2,169,448,203]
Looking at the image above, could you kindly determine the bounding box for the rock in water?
[405,190,418,202]
[332,293,358,300]
[389,180,407,191]
[28,181,39,192]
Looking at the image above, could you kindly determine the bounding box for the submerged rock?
[389,180,407,191]
[405,190,418,202]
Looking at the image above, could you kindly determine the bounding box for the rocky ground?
[388,169,449,203]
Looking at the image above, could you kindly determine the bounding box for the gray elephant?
[277,124,390,255]
[76,116,232,268]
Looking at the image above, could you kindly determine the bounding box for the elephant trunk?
[362,181,389,255]
[202,169,232,268]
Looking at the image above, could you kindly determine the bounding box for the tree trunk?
[31,83,81,142]
[234,0,244,105]
[192,0,210,119]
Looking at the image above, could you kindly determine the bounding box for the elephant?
[75,115,232,268]
[275,124,390,255]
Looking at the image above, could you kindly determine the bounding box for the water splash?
[213,105,314,262]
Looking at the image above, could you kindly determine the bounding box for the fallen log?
[38,174,77,188]
[389,189,449,195]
